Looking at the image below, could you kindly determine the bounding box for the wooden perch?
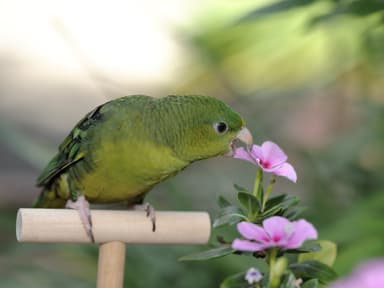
[16,208,211,288]
[16,209,211,244]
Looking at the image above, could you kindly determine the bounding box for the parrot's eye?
[214,122,228,134]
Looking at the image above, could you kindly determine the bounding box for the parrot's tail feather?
[33,189,66,208]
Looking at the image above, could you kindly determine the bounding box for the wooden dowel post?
[16,208,211,287]
[97,241,126,288]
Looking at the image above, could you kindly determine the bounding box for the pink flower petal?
[233,147,256,164]
[269,162,297,183]
[232,239,264,251]
[286,219,318,249]
[250,144,263,160]
[354,260,384,287]
[329,279,356,288]
[260,141,288,167]
[330,259,384,288]
[234,217,317,251]
[233,143,298,183]
[237,222,269,242]
[262,216,293,244]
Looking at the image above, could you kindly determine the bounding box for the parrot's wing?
[36,152,84,187]
[36,104,104,187]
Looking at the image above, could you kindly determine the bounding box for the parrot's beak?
[226,127,253,157]
[236,127,253,148]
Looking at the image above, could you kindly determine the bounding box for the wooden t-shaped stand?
[16,209,211,288]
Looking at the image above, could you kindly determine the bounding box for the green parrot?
[34,95,252,241]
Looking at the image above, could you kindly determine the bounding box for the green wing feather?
[36,104,104,187]
[37,104,105,186]
[34,104,105,207]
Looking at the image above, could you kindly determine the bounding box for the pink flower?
[234,141,297,182]
[330,259,384,288]
[232,216,317,251]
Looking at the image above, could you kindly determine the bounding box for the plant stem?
[261,175,276,212]
[268,248,278,288]
[267,247,277,266]
[253,168,263,199]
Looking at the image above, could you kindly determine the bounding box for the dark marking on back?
[78,104,104,130]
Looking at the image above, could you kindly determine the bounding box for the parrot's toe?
[133,202,156,232]
[66,195,95,242]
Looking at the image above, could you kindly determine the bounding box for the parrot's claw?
[66,195,95,243]
[134,203,156,232]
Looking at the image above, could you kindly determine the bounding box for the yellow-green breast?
[79,139,187,203]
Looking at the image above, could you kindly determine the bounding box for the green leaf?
[283,207,306,220]
[213,213,242,228]
[178,245,234,261]
[234,0,315,25]
[289,260,338,284]
[265,194,287,209]
[286,241,321,254]
[266,194,300,210]
[280,195,300,209]
[213,205,244,228]
[260,205,284,218]
[280,274,319,288]
[302,279,319,288]
[220,272,249,288]
[237,191,260,216]
[261,195,301,219]
[279,272,298,288]
[217,195,232,208]
[298,240,337,267]
[233,184,250,194]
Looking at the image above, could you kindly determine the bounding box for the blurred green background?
[1,0,383,287]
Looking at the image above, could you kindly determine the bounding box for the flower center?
[259,159,271,168]
[272,235,282,242]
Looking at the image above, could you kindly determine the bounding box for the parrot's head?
[159,95,252,162]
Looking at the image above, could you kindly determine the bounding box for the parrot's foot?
[66,195,95,243]
[133,203,156,232]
